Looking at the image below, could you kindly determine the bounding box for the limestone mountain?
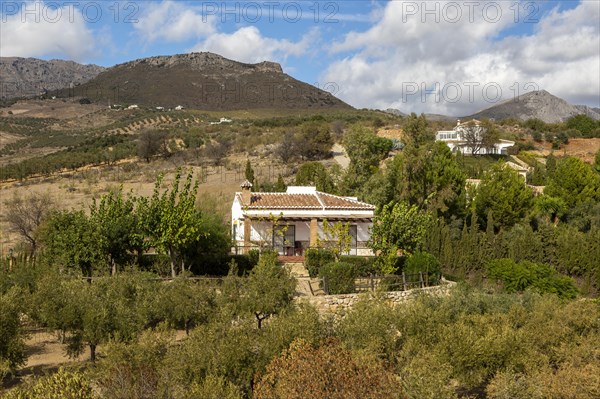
[468,90,600,123]
[53,52,352,110]
[0,57,105,100]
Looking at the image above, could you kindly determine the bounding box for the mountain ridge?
[0,57,105,100]
[52,52,351,111]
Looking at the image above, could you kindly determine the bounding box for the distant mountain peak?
[52,52,350,111]
[116,52,284,74]
[468,90,600,123]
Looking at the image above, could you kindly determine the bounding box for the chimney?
[240,180,253,205]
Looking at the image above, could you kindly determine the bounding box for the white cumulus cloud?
[323,0,600,115]
[0,1,96,61]
[134,0,216,43]
[191,26,319,64]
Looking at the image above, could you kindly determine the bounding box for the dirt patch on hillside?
[0,132,23,149]
[25,330,88,369]
[530,138,600,163]
[2,99,104,120]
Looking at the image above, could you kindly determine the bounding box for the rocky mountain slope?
[53,52,351,110]
[0,57,105,99]
[468,90,600,123]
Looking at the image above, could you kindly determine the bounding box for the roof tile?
[237,191,375,210]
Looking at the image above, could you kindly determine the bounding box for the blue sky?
[1,0,598,115]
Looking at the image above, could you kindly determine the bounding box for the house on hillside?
[231,182,375,256]
[436,119,514,155]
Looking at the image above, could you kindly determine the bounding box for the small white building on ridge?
[436,119,514,155]
[231,182,375,256]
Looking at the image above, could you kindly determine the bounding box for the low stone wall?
[298,279,456,314]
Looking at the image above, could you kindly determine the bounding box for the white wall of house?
[231,191,375,255]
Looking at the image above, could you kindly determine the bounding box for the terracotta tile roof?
[317,192,374,209]
[236,191,375,211]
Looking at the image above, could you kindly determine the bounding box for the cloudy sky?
[1,0,598,115]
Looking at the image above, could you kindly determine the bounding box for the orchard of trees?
[2,265,600,398]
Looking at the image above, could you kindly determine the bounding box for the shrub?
[319,262,357,294]
[487,259,578,299]
[531,131,543,142]
[404,251,441,285]
[2,368,96,399]
[305,248,335,277]
[0,288,26,377]
[339,256,377,276]
[254,338,402,399]
[517,141,536,151]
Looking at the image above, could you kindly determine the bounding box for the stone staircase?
[282,261,325,297]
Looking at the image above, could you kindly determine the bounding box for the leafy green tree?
[595,148,600,172]
[231,252,296,329]
[342,126,392,189]
[90,187,139,275]
[181,212,232,275]
[544,157,600,207]
[387,141,467,218]
[369,201,432,274]
[158,317,261,395]
[59,275,150,362]
[402,112,433,146]
[0,288,26,378]
[523,118,548,132]
[566,114,598,136]
[156,278,216,335]
[295,162,336,193]
[297,122,333,160]
[472,161,534,229]
[40,210,106,276]
[140,169,203,277]
[534,195,567,225]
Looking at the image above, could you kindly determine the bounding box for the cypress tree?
[245,159,255,185]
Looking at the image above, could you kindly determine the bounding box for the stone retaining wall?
[298,279,456,314]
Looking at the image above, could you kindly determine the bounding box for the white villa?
[436,119,514,155]
[231,182,375,257]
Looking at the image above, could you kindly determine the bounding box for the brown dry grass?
[1,99,104,120]
[529,138,600,163]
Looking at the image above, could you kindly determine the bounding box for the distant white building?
[127,104,139,110]
[231,182,375,257]
[436,120,514,155]
[174,105,184,110]
[210,117,233,125]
